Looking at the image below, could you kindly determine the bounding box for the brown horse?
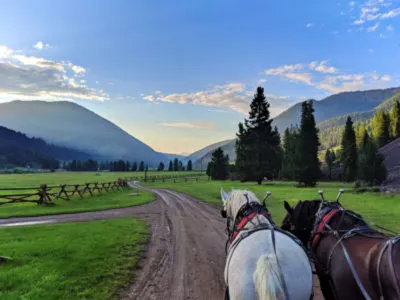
[281,197,400,300]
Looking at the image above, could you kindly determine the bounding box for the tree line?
[207,86,391,187]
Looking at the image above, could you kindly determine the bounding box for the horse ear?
[221,188,229,203]
[284,201,293,214]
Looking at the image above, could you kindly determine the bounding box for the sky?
[1,0,400,154]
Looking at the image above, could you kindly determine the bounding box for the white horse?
[221,189,313,300]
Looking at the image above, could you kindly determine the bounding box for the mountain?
[189,139,236,167]
[192,87,400,165]
[0,125,89,169]
[0,101,167,166]
[189,139,233,161]
[273,87,400,133]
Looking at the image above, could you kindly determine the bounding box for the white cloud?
[386,24,394,30]
[367,22,380,31]
[141,83,290,116]
[349,1,356,6]
[0,44,107,102]
[353,19,365,24]
[306,23,314,28]
[258,78,267,84]
[264,64,303,75]
[160,122,215,129]
[380,33,385,38]
[381,75,391,81]
[352,1,400,29]
[33,41,51,50]
[309,60,338,73]
[155,90,162,94]
[368,48,375,53]
[284,73,313,85]
[380,7,400,19]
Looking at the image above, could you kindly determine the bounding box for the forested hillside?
[0,126,89,169]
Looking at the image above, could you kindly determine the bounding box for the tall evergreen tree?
[157,162,165,171]
[355,125,366,149]
[390,100,400,139]
[298,101,321,187]
[168,160,173,171]
[187,160,192,171]
[235,87,281,184]
[358,131,387,185]
[178,160,183,171]
[340,117,358,182]
[325,149,336,180]
[281,126,301,180]
[209,147,229,180]
[173,158,179,171]
[139,161,145,171]
[132,161,138,171]
[126,161,131,172]
[372,111,391,147]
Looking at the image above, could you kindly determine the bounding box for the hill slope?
[0,101,166,165]
[0,125,89,168]
[189,139,233,161]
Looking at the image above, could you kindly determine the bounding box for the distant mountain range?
[0,101,167,166]
[190,87,400,165]
[0,125,89,168]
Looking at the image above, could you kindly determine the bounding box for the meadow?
[145,180,400,232]
[0,218,148,300]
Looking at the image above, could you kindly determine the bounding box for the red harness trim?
[312,209,339,248]
[231,211,270,242]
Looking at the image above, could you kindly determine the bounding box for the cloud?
[258,78,267,84]
[309,60,338,73]
[381,75,391,81]
[264,64,303,75]
[367,22,380,32]
[352,1,400,29]
[142,83,290,116]
[160,122,215,129]
[33,41,51,50]
[368,48,375,53]
[386,24,394,30]
[0,44,107,101]
[306,23,314,28]
[284,73,313,85]
[349,1,356,6]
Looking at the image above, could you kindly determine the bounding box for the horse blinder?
[221,209,227,218]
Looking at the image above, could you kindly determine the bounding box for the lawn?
[145,180,400,232]
[0,190,154,219]
[0,218,148,300]
[0,171,201,189]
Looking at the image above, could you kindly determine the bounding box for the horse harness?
[311,204,400,300]
[224,200,310,300]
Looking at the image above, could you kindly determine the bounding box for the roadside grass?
[0,190,154,219]
[145,180,400,232]
[0,218,148,300]
[0,171,200,189]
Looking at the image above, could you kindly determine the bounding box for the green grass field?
[0,171,201,189]
[0,218,148,300]
[0,190,154,219]
[145,180,400,232]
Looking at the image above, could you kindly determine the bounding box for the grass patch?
[0,171,200,189]
[0,190,154,219]
[0,218,149,300]
[145,180,400,232]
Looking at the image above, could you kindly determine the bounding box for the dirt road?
[123,187,227,300]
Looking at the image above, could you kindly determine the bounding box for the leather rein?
[310,204,400,300]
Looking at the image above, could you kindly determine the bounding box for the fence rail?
[0,174,205,206]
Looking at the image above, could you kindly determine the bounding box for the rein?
[310,204,399,300]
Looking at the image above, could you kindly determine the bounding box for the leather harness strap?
[311,208,339,248]
[231,210,270,241]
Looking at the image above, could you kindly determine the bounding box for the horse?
[281,191,400,300]
[220,188,313,300]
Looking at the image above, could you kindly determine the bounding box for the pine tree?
[132,162,138,171]
[281,126,301,180]
[209,147,229,180]
[372,111,391,147]
[125,161,131,172]
[390,100,400,139]
[157,162,165,171]
[358,131,387,185]
[325,149,336,180]
[298,101,321,187]
[340,117,358,182]
[139,161,145,171]
[187,160,192,171]
[178,160,183,171]
[235,87,281,184]
[168,160,173,171]
[355,125,366,149]
[173,158,179,171]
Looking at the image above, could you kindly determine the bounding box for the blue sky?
[0,0,400,153]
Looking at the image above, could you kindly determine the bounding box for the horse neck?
[229,192,259,220]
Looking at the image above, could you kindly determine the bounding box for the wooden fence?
[0,178,128,206]
[123,174,205,183]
